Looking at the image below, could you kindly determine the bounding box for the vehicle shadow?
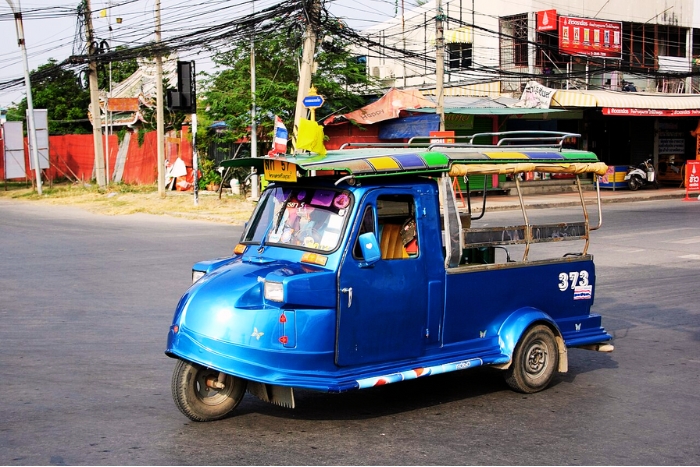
[232,353,617,422]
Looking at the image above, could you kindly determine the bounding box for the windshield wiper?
[272,191,293,235]
[258,191,293,252]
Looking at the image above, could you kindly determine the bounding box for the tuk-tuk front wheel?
[505,325,558,394]
[171,360,247,422]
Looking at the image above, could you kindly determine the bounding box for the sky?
[0,0,405,108]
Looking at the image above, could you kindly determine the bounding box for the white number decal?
[568,272,579,290]
[558,270,590,291]
[579,270,589,286]
[558,272,569,291]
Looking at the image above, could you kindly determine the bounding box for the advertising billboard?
[558,16,622,59]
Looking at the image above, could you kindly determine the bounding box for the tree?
[7,53,140,135]
[7,59,92,135]
[200,24,376,153]
[97,45,139,91]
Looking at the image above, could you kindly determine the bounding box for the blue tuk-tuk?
[166,131,614,422]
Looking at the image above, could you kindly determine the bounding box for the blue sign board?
[303,95,324,108]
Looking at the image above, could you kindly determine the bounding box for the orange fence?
[1,127,192,185]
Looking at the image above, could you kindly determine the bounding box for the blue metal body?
[166,177,612,392]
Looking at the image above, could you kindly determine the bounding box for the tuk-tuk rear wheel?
[504,324,558,394]
[171,360,247,422]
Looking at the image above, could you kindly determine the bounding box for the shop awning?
[550,89,700,110]
[413,107,567,115]
[324,88,436,125]
[412,95,568,115]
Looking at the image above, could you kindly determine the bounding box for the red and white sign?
[684,160,700,201]
[537,10,557,31]
[430,131,455,144]
[559,16,622,59]
[602,108,700,117]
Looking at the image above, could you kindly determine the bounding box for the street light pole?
[6,0,42,194]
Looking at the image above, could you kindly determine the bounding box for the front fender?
[496,307,567,372]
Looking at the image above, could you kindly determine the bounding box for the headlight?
[264,281,284,302]
[192,270,206,284]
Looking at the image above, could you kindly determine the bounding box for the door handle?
[341,287,353,308]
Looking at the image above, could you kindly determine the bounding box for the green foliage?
[199,27,376,152]
[117,126,128,144]
[6,59,92,135]
[6,54,139,136]
[198,157,222,190]
[137,126,147,146]
[98,46,139,90]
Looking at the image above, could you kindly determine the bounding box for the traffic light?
[167,61,196,113]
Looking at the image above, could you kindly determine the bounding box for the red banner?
[559,16,622,59]
[537,10,557,31]
[602,108,700,117]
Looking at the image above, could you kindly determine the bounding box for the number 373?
[558,270,589,291]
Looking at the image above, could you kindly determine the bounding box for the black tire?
[171,360,247,422]
[504,324,559,394]
[628,175,641,191]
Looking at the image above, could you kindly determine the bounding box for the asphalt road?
[1,198,699,465]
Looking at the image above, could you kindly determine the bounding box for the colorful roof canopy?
[221,145,606,179]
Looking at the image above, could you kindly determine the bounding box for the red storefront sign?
[559,16,622,59]
[684,160,700,201]
[537,10,557,31]
[602,108,700,117]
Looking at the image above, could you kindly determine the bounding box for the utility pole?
[155,0,166,197]
[104,0,113,184]
[5,0,41,194]
[401,0,406,88]
[85,0,106,187]
[250,0,258,199]
[292,0,320,152]
[435,0,445,131]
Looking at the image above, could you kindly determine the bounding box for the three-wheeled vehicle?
[166,131,614,422]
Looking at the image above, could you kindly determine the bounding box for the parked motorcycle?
[625,158,658,190]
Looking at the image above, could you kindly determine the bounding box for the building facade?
[359,0,700,177]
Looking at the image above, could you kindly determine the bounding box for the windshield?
[243,185,353,253]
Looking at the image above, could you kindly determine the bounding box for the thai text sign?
[559,16,622,59]
[515,81,556,109]
[685,161,700,201]
[687,161,700,191]
[263,159,297,182]
[602,108,700,117]
[107,98,139,112]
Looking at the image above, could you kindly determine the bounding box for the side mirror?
[358,232,381,267]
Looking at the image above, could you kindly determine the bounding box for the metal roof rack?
[339,131,580,151]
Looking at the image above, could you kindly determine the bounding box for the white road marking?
[679,254,700,260]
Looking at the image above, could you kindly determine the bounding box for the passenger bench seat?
[379,223,409,259]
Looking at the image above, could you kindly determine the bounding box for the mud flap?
[247,381,296,409]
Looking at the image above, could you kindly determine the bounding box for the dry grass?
[0,182,256,224]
